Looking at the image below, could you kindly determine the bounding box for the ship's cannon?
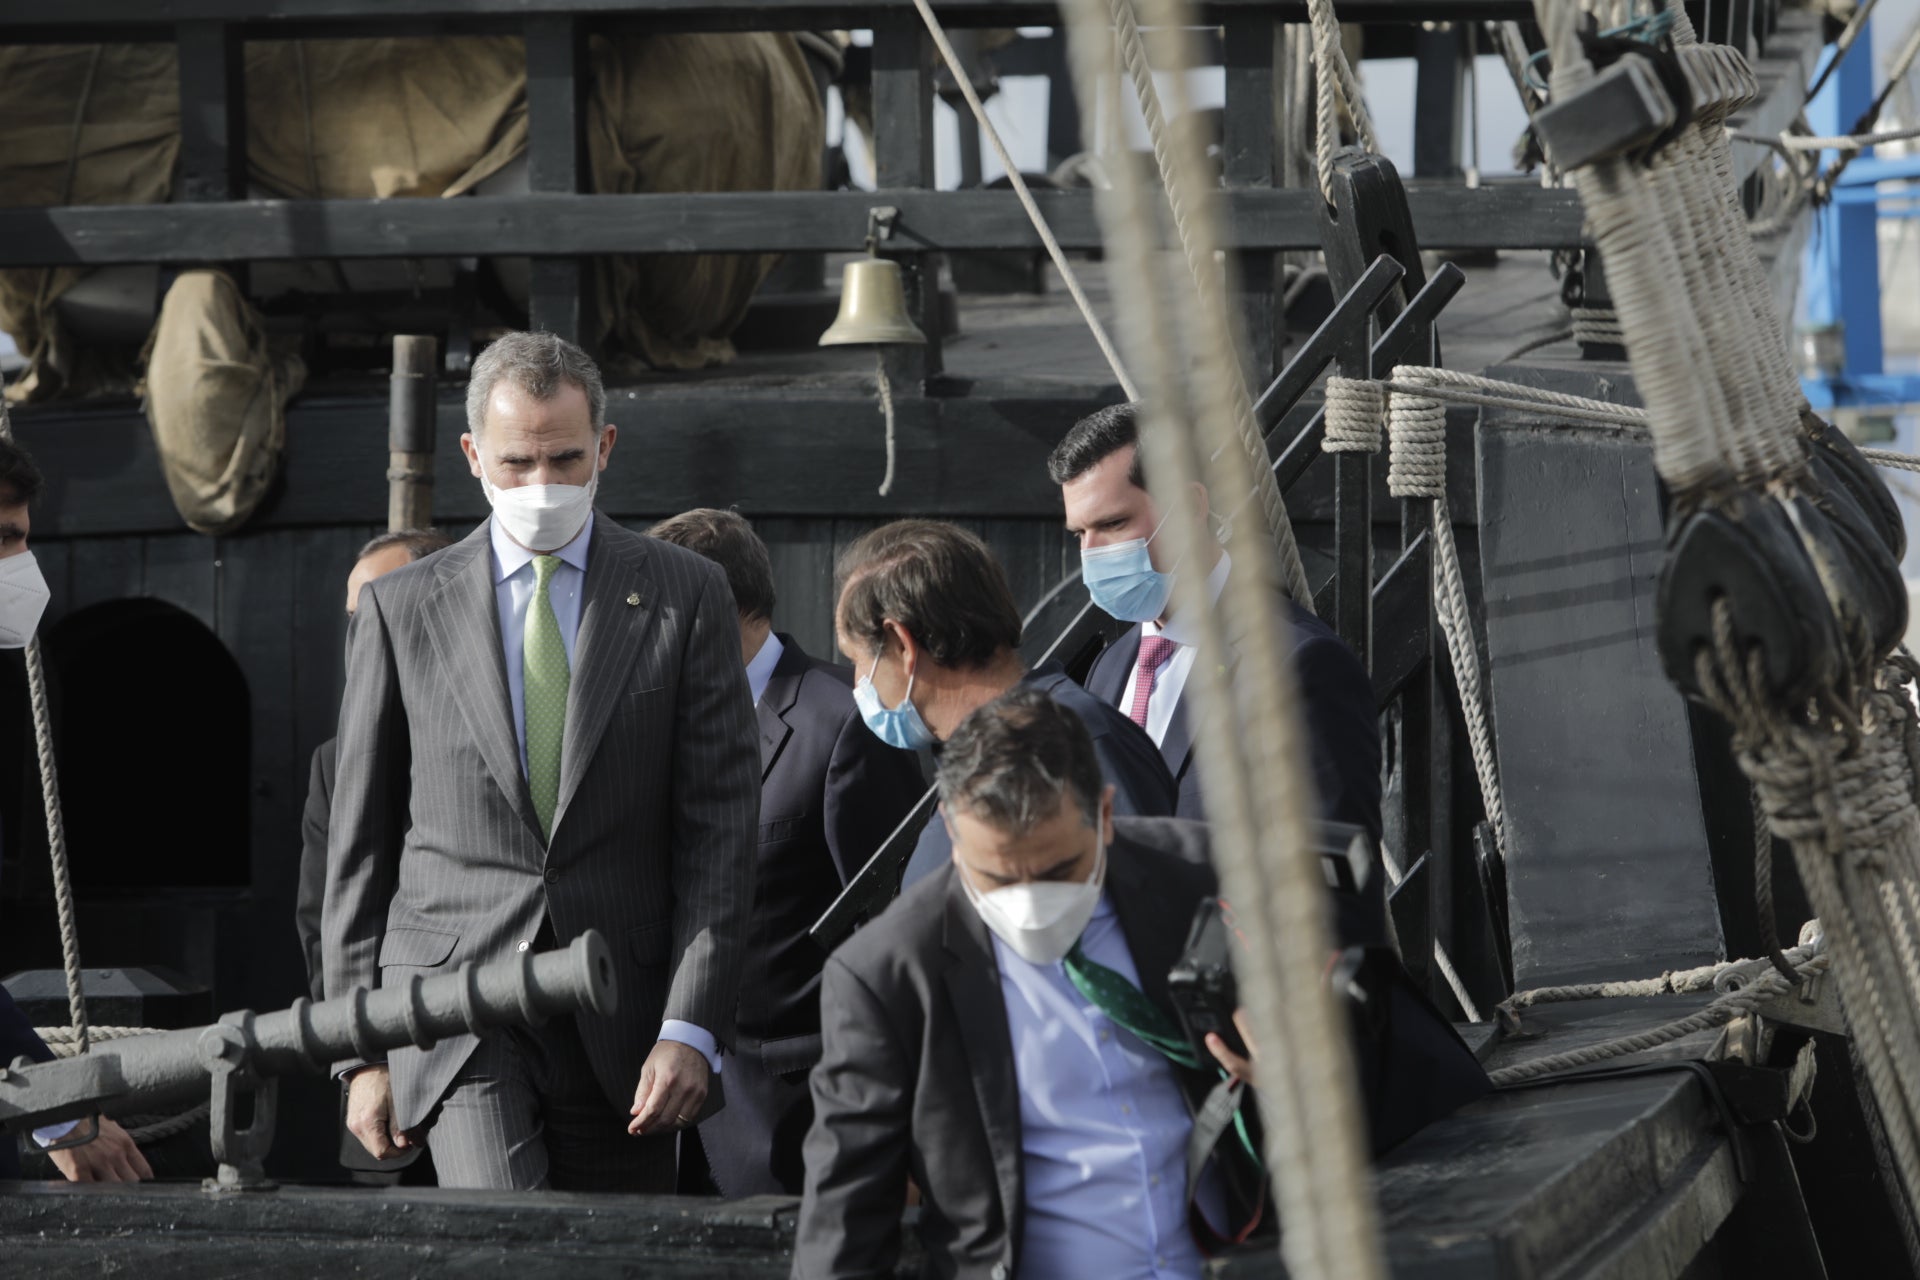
[0,930,618,1189]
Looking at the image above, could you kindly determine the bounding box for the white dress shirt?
[993,894,1225,1280]
[744,630,785,707]
[1119,551,1232,748]
[489,514,720,1073]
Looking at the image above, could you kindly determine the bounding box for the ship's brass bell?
[820,256,927,347]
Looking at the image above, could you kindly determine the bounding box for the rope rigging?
[0,380,90,1065]
[1055,1,1385,1272]
[1521,0,1920,1221]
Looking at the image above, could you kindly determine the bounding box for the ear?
[460,433,485,480]
[1187,480,1211,524]
[884,619,921,671]
[597,424,618,470]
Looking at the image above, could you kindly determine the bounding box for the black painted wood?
[0,0,1541,41]
[524,15,588,346]
[1411,26,1466,178]
[0,186,1592,269]
[175,22,246,205]
[871,26,942,387]
[1476,410,1723,987]
[1222,16,1281,388]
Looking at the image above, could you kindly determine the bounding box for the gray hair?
[936,688,1103,836]
[465,331,607,436]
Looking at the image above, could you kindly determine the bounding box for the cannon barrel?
[1,930,618,1130]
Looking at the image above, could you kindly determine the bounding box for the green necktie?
[1064,941,1203,1070]
[524,554,570,841]
[1065,941,1264,1170]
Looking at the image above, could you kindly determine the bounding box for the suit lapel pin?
[626,592,641,607]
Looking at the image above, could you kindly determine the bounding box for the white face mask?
[0,551,50,650]
[960,831,1107,966]
[476,436,602,552]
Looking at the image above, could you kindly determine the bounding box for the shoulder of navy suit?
[827,862,954,976]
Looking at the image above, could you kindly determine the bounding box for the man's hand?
[628,1040,711,1136]
[1205,1010,1259,1088]
[345,1064,417,1160]
[47,1118,153,1183]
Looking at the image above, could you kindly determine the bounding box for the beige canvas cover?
[0,34,822,531]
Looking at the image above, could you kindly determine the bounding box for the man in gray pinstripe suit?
[321,331,760,1192]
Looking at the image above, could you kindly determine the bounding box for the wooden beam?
[524,15,588,345]
[0,185,1590,269]
[0,0,1542,42]
[871,24,942,387]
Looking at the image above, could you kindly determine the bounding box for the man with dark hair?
[295,528,455,1004]
[0,437,152,1183]
[795,688,1263,1279]
[1049,403,1382,841]
[647,508,923,1197]
[832,519,1175,888]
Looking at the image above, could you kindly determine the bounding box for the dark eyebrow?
[1033,851,1086,881]
[0,523,23,541]
[550,448,588,462]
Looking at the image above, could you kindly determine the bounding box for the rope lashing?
[1322,377,1386,453]
[1489,941,1831,1086]
[1303,0,1379,201]
[1385,377,1510,864]
[0,379,89,1061]
[1570,306,1627,348]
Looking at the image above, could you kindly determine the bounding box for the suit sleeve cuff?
[658,1021,723,1074]
[32,1118,80,1147]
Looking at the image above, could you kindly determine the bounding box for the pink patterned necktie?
[1127,635,1179,728]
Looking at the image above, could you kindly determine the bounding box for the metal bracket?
[199,1011,279,1193]
[1532,57,1679,170]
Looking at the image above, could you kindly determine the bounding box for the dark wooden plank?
[1411,26,1466,178]
[175,22,246,205]
[62,539,144,613]
[1477,417,1722,988]
[754,516,841,662]
[1222,16,1281,388]
[141,534,219,630]
[871,26,941,387]
[0,185,1592,268]
[524,15,588,346]
[0,0,1543,42]
[214,529,305,1015]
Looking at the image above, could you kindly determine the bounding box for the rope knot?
[1387,376,1447,499]
[1322,376,1385,454]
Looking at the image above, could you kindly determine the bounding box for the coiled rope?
[1057,1,1386,1273]
[0,380,89,1061]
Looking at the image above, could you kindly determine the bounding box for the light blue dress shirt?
[489,514,720,1074]
[745,631,785,706]
[991,892,1225,1280]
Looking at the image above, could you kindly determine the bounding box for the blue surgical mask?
[1080,515,1177,623]
[853,661,937,751]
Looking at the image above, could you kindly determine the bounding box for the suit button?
[517,940,531,953]
[544,867,560,884]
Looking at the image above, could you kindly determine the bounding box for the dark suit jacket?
[899,662,1178,888]
[1086,598,1382,842]
[700,635,926,1197]
[295,738,338,1003]
[0,989,53,1179]
[796,817,1252,1280]
[322,515,761,1131]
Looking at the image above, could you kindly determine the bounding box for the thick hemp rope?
[1527,0,1920,1219]
[1057,1,1386,1273]
[0,380,89,1060]
[1108,0,1317,613]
